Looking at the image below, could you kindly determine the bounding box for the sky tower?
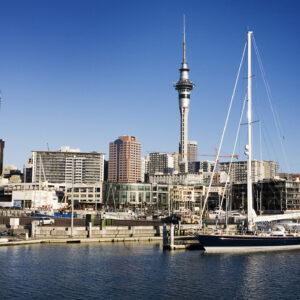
[174,16,195,172]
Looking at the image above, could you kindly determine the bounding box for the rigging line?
[216,92,247,227]
[200,41,247,225]
[261,121,279,165]
[252,97,274,163]
[251,88,279,163]
[252,35,290,172]
[259,120,262,162]
[252,36,284,143]
[250,49,279,164]
[252,78,263,162]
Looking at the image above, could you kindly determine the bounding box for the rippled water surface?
[0,242,300,299]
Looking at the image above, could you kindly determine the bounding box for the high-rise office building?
[187,141,198,163]
[149,152,174,176]
[31,146,104,184]
[108,136,141,183]
[174,17,195,172]
[0,139,4,176]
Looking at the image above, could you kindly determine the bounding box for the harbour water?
[1,242,300,299]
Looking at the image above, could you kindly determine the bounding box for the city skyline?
[0,0,300,172]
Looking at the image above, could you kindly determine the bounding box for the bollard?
[163,224,168,247]
[31,221,36,238]
[89,222,92,238]
[25,233,29,240]
[170,223,175,247]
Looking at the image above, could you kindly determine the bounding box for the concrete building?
[0,139,4,175]
[23,162,33,183]
[0,182,65,209]
[149,152,174,176]
[200,160,215,172]
[187,141,198,163]
[141,155,150,182]
[101,181,227,212]
[149,173,203,185]
[31,146,104,184]
[2,165,23,183]
[103,182,169,209]
[108,136,141,183]
[188,161,200,173]
[170,184,203,211]
[172,152,180,174]
[169,184,225,212]
[104,160,109,181]
[65,183,103,210]
[279,173,300,181]
[231,179,300,212]
[173,18,195,173]
[219,160,278,184]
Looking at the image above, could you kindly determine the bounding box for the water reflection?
[1,243,300,299]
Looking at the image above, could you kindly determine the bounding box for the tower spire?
[183,14,186,64]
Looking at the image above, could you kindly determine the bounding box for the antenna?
[46,142,50,151]
[183,14,186,63]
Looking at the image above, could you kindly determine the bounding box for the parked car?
[181,215,201,224]
[39,217,55,225]
[162,214,181,224]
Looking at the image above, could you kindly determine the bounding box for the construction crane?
[146,148,238,160]
[198,148,238,185]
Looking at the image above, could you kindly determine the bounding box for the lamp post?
[71,155,75,237]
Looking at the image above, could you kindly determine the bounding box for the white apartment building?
[219,160,278,183]
[31,146,105,184]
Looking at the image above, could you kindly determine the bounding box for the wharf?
[162,224,205,251]
[0,236,164,247]
[0,235,201,247]
[163,242,205,251]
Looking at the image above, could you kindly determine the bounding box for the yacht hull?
[196,234,300,253]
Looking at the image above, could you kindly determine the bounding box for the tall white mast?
[247,31,253,229]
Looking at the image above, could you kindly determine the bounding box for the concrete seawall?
[0,224,199,247]
[33,225,163,239]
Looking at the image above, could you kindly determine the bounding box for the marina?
[0,1,299,299]
[1,26,300,254]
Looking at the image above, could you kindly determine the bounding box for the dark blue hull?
[197,234,300,251]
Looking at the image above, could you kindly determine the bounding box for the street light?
[71,155,75,237]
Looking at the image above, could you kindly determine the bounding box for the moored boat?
[197,31,300,252]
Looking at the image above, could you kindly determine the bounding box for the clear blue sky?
[0,0,299,172]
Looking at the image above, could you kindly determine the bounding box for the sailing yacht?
[196,31,300,252]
